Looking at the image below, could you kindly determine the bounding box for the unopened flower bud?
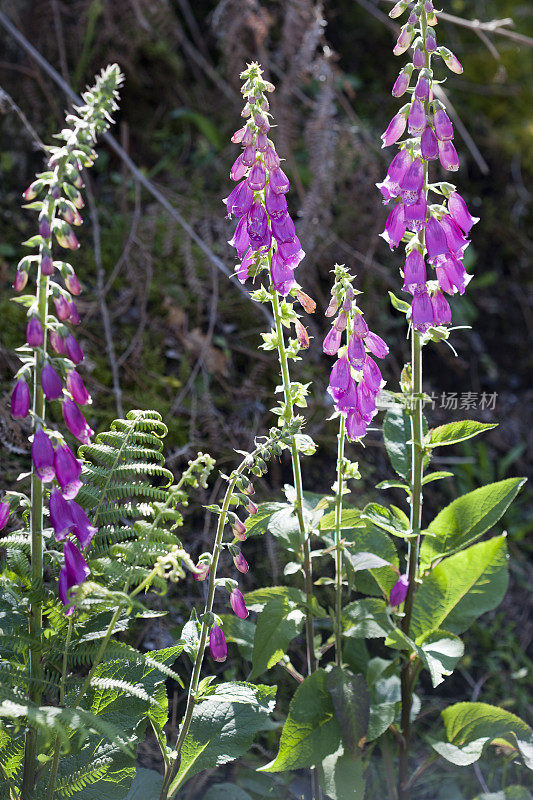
[26,317,44,347]
[325,296,340,317]
[231,516,247,541]
[11,379,30,419]
[439,47,463,75]
[65,273,82,295]
[229,588,249,619]
[0,501,10,530]
[390,574,409,607]
[209,624,227,662]
[13,269,28,292]
[233,550,249,574]
[41,363,63,401]
[193,562,209,581]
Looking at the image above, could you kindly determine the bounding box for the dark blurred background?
[0,1,531,794]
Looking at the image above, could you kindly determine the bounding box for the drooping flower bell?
[41,363,63,401]
[233,550,249,574]
[389,574,409,607]
[62,398,93,444]
[209,623,227,663]
[229,588,249,620]
[59,539,90,615]
[0,501,11,530]
[32,429,55,483]
[54,444,83,500]
[11,379,30,419]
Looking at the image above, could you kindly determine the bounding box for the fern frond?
[55,757,113,797]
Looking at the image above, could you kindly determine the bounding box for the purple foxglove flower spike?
[65,334,84,365]
[229,588,249,619]
[54,444,83,500]
[224,180,254,218]
[11,379,30,419]
[41,363,63,401]
[233,551,249,574]
[420,125,439,160]
[438,140,459,171]
[268,167,290,195]
[381,111,407,147]
[209,624,227,662]
[448,192,479,233]
[364,331,389,359]
[400,158,425,205]
[323,326,342,357]
[62,398,93,444]
[403,250,426,294]
[27,318,44,347]
[431,290,452,325]
[390,574,409,606]
[270,250,296,296]
[69,501,97,548]
[66,370,91,405]
[49,489,74,540]
[32,428,55,483]
[434,108,454,140]
[59,539,90,614]
[380,202,406,250]
[411,286,434,332]
[347,334,366,369]
[0,501,10,530]
[408,99,426,135]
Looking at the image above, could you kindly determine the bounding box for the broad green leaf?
[319,748,366,800]
[320,507,364,531]
[376,480,409,491]
[345,552,392,572]
[125,768,163,799]
[244,585,305,612]
[420,478,526,567]
[411,536,508,641]
[428,420,497,448]
[343,524,399,597]
[418,631,464,688]
[218,614,255,661]
[326,667,370,754]
[268,506,302,553]
[433,702,533,769]
[422,471,453,485]
[250,596,305,678]
[383,406,411,479]
[181,610,202,662]
[204,784,254,800]
[168,683,276,792]
[362,503,413,539]
[343,599,393,640]
[244,502,288,537]
[260,670,341,772]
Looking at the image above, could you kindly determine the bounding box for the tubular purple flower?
[413,46,425,69]
[41,363,63,401]
[69,501,97,548]
[256,132,268,151]
[49,332,67,355]
[408,99,426,135]
[334,312,348,332]
[425,216,449,264]
[233,551,249,574]
[59,539,90,614]
[247,161,266,191]
[54,444,83,500]
[389,0,407,19]
[403,250,426,293]
[229,215,251,258]
[353,314,369,337]
[0,501,10,530]
[224,179,254,218]
[380,202,406,250]
[440,216,469,258]
[425,29,437,53]
[231,126,247,144]
[264,182,287,218]
[404,192,427,231]
[231,516,247,541]
[400,158,425,205]
[437,256,471,295]
[278,237,305,268]
[66,370,91,405]
[27,317,44,347]
[65,334,84,365]
[241,145,256,167]
[41,255,54,276]
[236,249,253,283]
[346,408,368,440]
[358,380,378,417]
[364,332,389,359]
[347,334,366,369]
[264,146,281,170]
[268,167,290,195]
[14,269,28,291]
[230,588,249,620]
[49,489,74,540]
[438,139,459,171]
[390,574,409,606]
[434,108,453,140]
[392,69,410,97]
[414,74,430,101]
[328,355,351,401]
[381,111,407,148]
[65,273,82,296]
[420,125,439,160]
[448,192,479,233]
[363,356,382,394]
[11,379,30,419]
[230,153,247,182]
[62,398,94,444]
[246,498,258,515]
[271,212,296,243]
[440,47,463,74]
[336,377,358,416]
[394,24,415,56]
[32,428,55,482]
[270,249,296,296]
[323,326,342,357]
[54,295,71,322]
[411,286,434,332]
[69,303,80,326]
[209,624,227,662]
[431,290,452,325]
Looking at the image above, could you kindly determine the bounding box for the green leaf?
[217,614,255,661]
[244,585,305,612]
[433,702,533,769]
[383,407,411,479]
[376,480,410,491]
[267,506,302,553]
[362,503,413,539]
[203,784,253,800]
[294,433,317,455]
[411,537,509,642]
[320,507,364,531]
[428,420,497,448]
[319,748,366,800]
[260,670,341,772]
[388,291,411,314]
[343,599,393,640]
[181,610,202,662]
[422,471,453,485]
[420,478,526,567]
[418,631,464,688]
[326,668,370,754]
[343,524,399,597]
[345,552,392,572]
[125,768,163,799]
[168,683,276,793]
[250,595,305,678]
[244,502,288,538]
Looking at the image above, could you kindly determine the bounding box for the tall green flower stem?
[333,414,346,667]
[46,618,73,800]
[398,7,430,798]
[270,288,316,675]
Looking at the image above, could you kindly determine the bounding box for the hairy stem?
[46,618,73,799]
[334,414,346,667]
